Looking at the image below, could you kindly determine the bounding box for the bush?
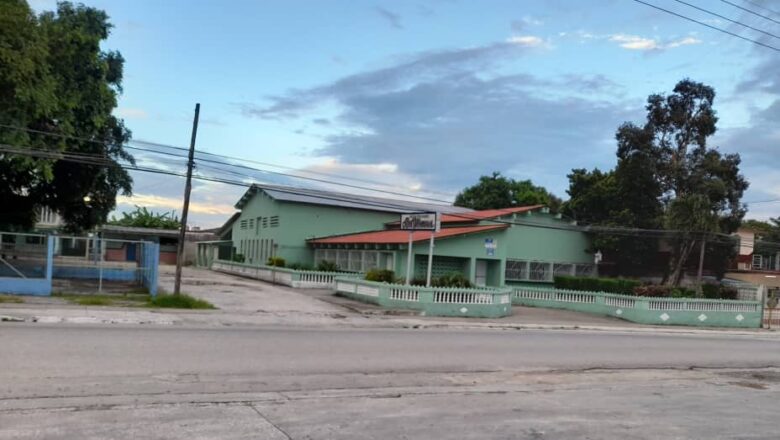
[365,269,395,283]
[633,285,672,297]
[232,253,245,263]
[316,260,339,272]
[147,294,215,309]
[433,273,473,288]
[670,288,696,298]
[701,284,737,300]
[555,275,641,295]
[267,257,285,267]
[288,262,313,271]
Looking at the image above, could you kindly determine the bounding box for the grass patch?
[0,294,24,304]
[54,293,149,307]
[147,293,215,309]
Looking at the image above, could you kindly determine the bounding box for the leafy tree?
[743,218,780,242]
[109,206,181,230]
[619,80,748,285]
[0,0,133,232]
[455,172,562,211]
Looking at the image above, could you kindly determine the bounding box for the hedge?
[554,275,641,295]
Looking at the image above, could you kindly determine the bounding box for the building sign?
[400,213,439,231]
[484,238,497,256]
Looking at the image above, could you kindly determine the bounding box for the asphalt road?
[2,324,780,439]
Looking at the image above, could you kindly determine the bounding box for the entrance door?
[126,243,137,261]
[475,260,487,287]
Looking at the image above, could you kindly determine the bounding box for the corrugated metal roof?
[235,184,473,214]
[308,224,508,245]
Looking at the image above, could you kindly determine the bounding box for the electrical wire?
[672,0,780,40]
[720,0,780,25]
[630,0,780,52]
[741,0,780,17]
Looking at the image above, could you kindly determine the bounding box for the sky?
[29,0,780,228]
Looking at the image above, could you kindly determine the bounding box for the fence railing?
[211,260,361,289]
[512,285,763,328]
[334,277,513,318]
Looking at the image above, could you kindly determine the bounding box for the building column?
[498,259,506,287]
[468,257,477,284]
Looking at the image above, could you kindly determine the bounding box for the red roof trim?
[308,224,509,245]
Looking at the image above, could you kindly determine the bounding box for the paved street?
[2,324,780,439]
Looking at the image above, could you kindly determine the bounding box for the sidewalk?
[1,266,777,338]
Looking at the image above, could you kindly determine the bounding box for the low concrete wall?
[513,285,763,328]
[53,266,138,282]
[211,260,360,289]
[334,278,513,318]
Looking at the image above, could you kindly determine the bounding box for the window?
[553,263,574,277]
[364,252,379,271]
[337,250,349,269]
[505,260,528,281]
[262,217,268,228]
[752,254,763,270]
[25,236,44,245]
[349,251,362,272]
[249,218,254,229]
[529,262,551,281]
[575,264,595,277]
[270,216,280,228]
[240,220,247,230]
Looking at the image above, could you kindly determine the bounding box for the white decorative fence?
[211,260,359,289]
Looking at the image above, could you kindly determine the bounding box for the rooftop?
[235,184,473,214]
[308,224,508,245]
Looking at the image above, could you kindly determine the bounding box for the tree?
[618,79,748,285]
[0,1,133,232]
[109,206,181,230]
[455,172,562,211]
[743,218,780,242]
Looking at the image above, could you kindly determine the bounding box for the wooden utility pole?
[174,103,200,296]
[696,235,706,297]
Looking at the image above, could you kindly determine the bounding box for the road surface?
[2,324,779,439]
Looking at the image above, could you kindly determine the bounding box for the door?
[126,243,137,261]
[475,260,487,287]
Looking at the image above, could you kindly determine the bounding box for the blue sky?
[30,0,780,227]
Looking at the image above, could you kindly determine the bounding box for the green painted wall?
[232,190,398,266]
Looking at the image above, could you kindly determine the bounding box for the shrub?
[555,275,641,295]
[288,262,313,271]
[267,257,285,267]
[718,286,738,300]
[365,269,395,283]
[232,253,245,263]
[433,273,473,288]
[147,294,215,309]
[316,260,339,272]
[701,283,719,299]
[633,285,672,297]
[670,288,696,298]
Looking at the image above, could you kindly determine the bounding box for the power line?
[630,0,780,52]
[741,0,780,17]
[0,123,460,201]
[672,0,780,40]
[720,0,780,25]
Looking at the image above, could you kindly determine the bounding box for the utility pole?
[174,103,200,296]
[696,235,706,297]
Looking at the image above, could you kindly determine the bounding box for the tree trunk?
[665,239,696,287]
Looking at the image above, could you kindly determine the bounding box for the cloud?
[375,6,403,29]
[608,34,701,51]
[238,40,541,120]
[510,16,544,32]
[239,39,638,194]
[117,193,236,216]
[115,108,148,119]
[737,56,780,94]
[506,35,546,47]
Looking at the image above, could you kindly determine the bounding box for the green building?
[220,184,594,287]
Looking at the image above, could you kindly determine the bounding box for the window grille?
[575,264,595,277]
[505,260,528,280]
[240,220,247,229]
[553,263,574,277]
[529,262,551,281]
[349,251,362,272]
[337,250,349,269]
[364,252,379,271]
[270,216,280,227]
[249,218,254,229]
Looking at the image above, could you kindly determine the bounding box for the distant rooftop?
[235,184,473,214]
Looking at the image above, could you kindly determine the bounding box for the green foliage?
[454,172,561,212]
[0,1,134,232]
[743,218,780,242]
[109,206,181,230]
[0,294,24,304]
[316,260,339,272]
[287,262,313,271]
[267,256,285,267]
[365,269,396,283]
[554,275,641,295]
[147,294,215,309]
[432,273,473,288]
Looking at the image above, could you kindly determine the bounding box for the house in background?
[727,227,780,288]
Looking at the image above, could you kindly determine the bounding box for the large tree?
[563,79,747,284]
[455,172,562,211]
[0,0,133,232]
